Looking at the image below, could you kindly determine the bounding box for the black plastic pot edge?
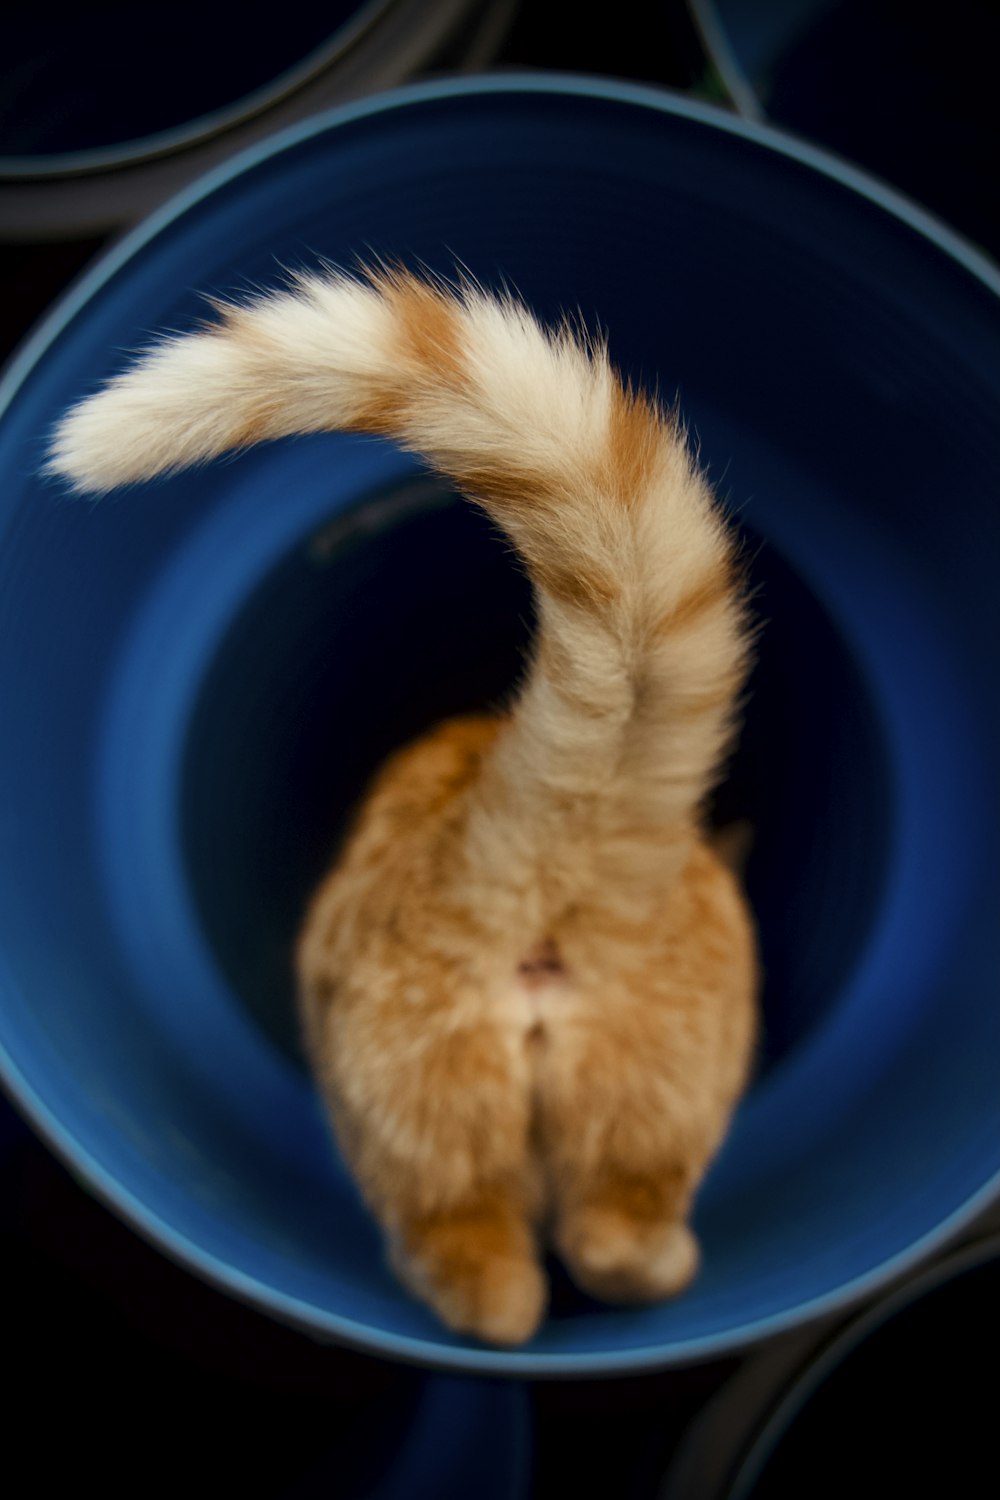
[0,0,519,240]
[660,1217,1000,1498]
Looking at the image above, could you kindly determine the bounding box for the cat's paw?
[391,1215,547,1346]
[557,1207,699,1304]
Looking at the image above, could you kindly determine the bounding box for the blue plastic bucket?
[0,76,997,1375]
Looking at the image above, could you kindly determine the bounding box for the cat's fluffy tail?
[48,267,750,913]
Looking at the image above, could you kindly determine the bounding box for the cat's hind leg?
[303,976,547,1345]
[534,845,756,1305]
[388,1175,546,1347]
[553,1166,701,1304]
[296,713,549,1344]
[538,1027,706,1305]
[534,926,754,1303]
[362,1019,547,1345]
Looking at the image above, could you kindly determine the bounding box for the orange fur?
[48,268,759,1345]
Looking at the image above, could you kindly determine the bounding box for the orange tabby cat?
[48,268,758,1345]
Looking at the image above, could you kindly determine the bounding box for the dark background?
[1,3,996,1495]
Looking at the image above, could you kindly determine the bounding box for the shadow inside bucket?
[180,477,891,1079]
